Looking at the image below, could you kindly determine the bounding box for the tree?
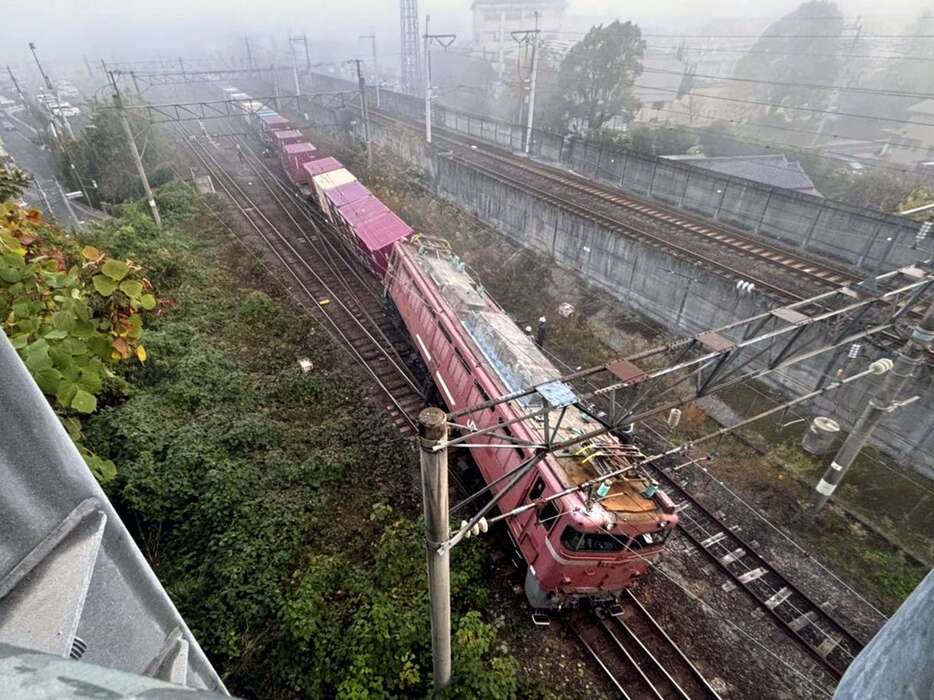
[61,100,173,207]
[0,167,31,203]
[733,1,845,123]
[551,21,645,134]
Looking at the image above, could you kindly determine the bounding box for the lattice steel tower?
[400,0,421,96]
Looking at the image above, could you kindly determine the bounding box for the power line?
[644,43,934,64]
[640,66,934,101]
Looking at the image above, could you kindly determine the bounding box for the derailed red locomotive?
[221,84,678,608]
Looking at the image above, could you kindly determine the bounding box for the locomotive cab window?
[527,479,560,531]
[560,526,625,553]
[629,527,673,549]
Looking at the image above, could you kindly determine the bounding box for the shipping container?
[311,167,357,215]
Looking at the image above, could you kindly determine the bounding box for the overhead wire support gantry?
[434,260,934,542]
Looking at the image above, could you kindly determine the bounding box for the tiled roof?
[664,154,821,195]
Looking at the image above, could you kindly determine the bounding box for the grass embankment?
[77,182,520,699]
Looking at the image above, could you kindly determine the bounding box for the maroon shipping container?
[260,114,290,136]
[351,210,413,275]
[325,180,370,210]
[281,142,318,185]
[272,129,305,148]
[336,195,389,229]
[302,157,343,180]
[330,194,389,249]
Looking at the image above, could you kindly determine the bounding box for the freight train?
[220,86,679,609]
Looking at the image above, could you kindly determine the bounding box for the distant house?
[662,153,822,196]
[884,99,934,167]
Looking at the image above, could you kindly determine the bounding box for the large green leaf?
[12,300,34,319]
[119,279,143,298]
[0,264,21,283]
[63,337,88,355]
[52,310,76,331]
[34,367,63,395]
[71,319,95,339]
[140,294,156,310]
[77,365,102,394]
[44,329,68,340]
[24,347,52,373]
[101,259,130,281]
[56,380,77,407]
[92,274,117,296]
[71,388,97,414]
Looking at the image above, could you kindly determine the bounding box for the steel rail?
[366,105,863,298]
[180,130,420,433]
[218,129,423,395]
[646,460,866,679]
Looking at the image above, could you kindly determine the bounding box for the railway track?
[528,341,870,685]
[179,86,868,689]
[367,106,861,303]
[573,592,722,699]
[644,459,865,681]
[177,122,425,436]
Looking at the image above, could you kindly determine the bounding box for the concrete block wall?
[565,139,934,274]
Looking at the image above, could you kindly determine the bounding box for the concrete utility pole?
[130,71,143,98]
[29,41,74,138]
[244,36,254,70]
[351,59,373,168]
[511,12,540,154]
[422,16,456,145]
[6,66,26,106]
[359,34,378,79]
[109,71,162,229]
[418,407,451,690]
[813,297,934,511]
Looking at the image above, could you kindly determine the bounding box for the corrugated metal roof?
[302,157,342,178]
[337,194,389,227]
[663,153,820,194]
[261,115,289,127]
[354,211,413,252]
[273,129,303,141]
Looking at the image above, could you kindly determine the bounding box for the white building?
[471,0,566,76]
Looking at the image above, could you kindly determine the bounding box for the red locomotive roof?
[353,210,413,252]
[325,181,371,208]
[302,157,342,178]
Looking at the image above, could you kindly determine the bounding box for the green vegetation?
[733,0,845,122]
[60,100,174,207]
[0,168,155,481]
[55,181,520,698]
[547,20,645,134]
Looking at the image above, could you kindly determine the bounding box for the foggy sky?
[0,0,925,76]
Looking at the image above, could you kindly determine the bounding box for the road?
[2,118,88,228]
